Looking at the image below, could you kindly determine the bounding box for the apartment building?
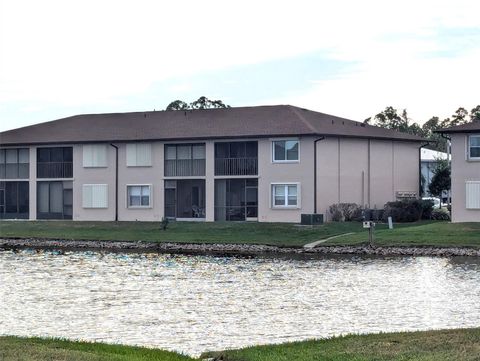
[438,122,480,222]
[0,105,424,222]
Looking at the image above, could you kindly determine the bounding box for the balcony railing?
[37,162,73,178]
[215,157,258,176]
[164,159,206,177]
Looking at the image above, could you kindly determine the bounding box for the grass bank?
[0,336,193,361]
[2,328,480,361]
[0,220,478,248]
[204,328,480,361]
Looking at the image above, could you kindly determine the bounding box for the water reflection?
[0,250,479,356]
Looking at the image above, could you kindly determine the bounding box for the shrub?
[329,203,363,222]
[420,199,434,220]
[383,200,424,222]
[431,208,451,221]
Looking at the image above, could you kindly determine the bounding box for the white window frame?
[466,181,480,209]
[271,183,301,209]
[83,144,107,168]
[468,134,480,161]
[82,184,108,208]
[126,184,152,209]
[272,139,300,163]
[126,143,152,167]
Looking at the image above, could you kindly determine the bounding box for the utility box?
[301,213,324,225]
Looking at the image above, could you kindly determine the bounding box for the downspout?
[314,136,325,214]
[110,143,119,221]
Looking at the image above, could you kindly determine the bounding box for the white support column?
[29,146,37,220]
[205,141,215,222]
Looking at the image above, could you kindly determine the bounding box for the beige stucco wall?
[450,133,480,223]
[73,144,116,221]
[316,138,420,221]
[257,136,315,223]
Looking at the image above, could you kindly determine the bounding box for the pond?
[0,249,479,356]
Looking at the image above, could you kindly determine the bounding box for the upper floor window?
[127,143,152,167]
[469,135,480,160]
[272,140,299,162]
[165,144,205,177]
[83,144,107,167]
[37,147,73,178]
[0,148,29,179]
[214,141,258,176]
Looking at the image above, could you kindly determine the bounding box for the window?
[164,144,206,176]
[0,148,29,179]
[126,143,152,167]
[37,147,73,178]
[466,181,480,209]
[469,135,480,159]
[127,185,151,208]
[272,140,299,162]
[82,184,108,208]
[83,144,107,167]
[271,184,299,208]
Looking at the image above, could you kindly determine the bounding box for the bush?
[329,203,363,222]
[431,208,451,221]
[383,200,424,222]
[420,199,434,220]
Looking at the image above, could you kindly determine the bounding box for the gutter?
[313,137,325,213]
[110,143,119,221]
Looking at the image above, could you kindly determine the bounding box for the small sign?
[396,191,417,199]
[363,221,371,228]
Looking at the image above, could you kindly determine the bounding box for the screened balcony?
[37,147,73,178]
[164,144,206,177]
[214,141,258,176]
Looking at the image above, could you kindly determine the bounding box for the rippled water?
[1,250,479,356]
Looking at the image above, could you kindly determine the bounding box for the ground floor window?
[164,179,205,219]
[0,181,29,219]
[127,185,151,208]
[271,183,299,208]
[37,181,72,219]
[215,178,258,221]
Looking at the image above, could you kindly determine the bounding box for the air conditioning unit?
[301,213,324,225]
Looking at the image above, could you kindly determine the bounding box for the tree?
[428,159,450,207]
[165,96,230,111]
[166,100,189,111]
[470,105,480,122]
[450,107,469,126]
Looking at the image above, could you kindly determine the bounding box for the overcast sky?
[1,0,479,132]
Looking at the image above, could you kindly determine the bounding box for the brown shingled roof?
[0,105,425,146]
[436,121,480,134]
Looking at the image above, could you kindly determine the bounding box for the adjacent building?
[0,105,424,223]
[420,148,449,199]
[438,122,480,222]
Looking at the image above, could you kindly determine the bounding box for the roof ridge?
[286,106,317,133]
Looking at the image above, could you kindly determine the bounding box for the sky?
[1,0,479,132]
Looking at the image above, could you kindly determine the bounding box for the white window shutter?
[83,145,93,167]
[126,144,137,166]
[126,143,152,166]
[136,143,152,166]
[83,145,107,167]
[466,181,480,209]
[83,184,108,208]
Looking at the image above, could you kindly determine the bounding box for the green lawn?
[204,328,480,361]
[0,220,478,248]
[324,221,480,247]
[0,336,193,361]
[2,328,480,361]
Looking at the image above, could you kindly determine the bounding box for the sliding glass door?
[37,181,72,219]
[0,181,29,219]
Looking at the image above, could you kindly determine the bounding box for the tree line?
[364,105,480,152]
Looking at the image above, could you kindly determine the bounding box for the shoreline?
[1,238,479,257]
